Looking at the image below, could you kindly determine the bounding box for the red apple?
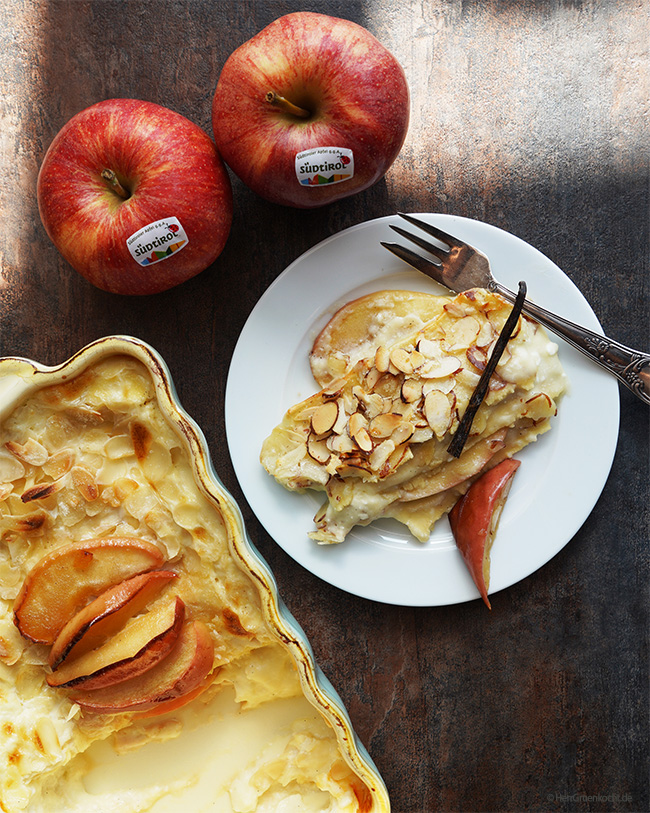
[211,12,409,208]
[448,459,521,609]
[37,99,233,295]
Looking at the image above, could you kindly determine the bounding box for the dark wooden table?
[1,2,648,812]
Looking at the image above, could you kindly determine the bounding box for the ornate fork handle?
[490,281,650,405]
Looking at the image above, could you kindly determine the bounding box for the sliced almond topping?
[364,366,382,391]
[368,413,404,438]
[348,411,367,437]
[443,300,471,318]
[71,465,99,501]
[476,320,495,348]
[408,350,426,369]
[424,390,453,439]
[5,438,49,467]
[389,348,414,374]
[384,443,413,476]
[0,483,13,501]
[466,346,488,372]
[369,439,396,472]
[0,455,25,483]
[374,346,391,373]
[64,406,104,425]
[353,426,373,453]
[21,480,64,503]
[42,449,74,479]
[416,337,442,359]
[327,433,358,455]
[446,316,480,349]
[311,401,338,435]
[331,399,348,435]
[321,380,345,400]
[391,421,415,446]
[307,435,331,464]
[401,378,423,403]
[419,356,463,379]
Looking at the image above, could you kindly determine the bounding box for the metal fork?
[381,213,650,406]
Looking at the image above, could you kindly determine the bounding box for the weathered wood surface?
[0,2,647,811]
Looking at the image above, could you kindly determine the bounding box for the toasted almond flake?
[348,412,367,436]
[64,406,104,425]
[321,379,345,399]
[364,366,382,390]
[424,390,453,438]
[0,483,13,501]
[311,401,338,435]
[401,378,423,403]
[446,316,480,349]
[419,356,463,379]
[327,433,358,455]
[409,350,425,369]
[417,337,442,359]
[5,438,49,467]
[389,348,414,374]
[476,320,495,347]
[42,449,74,479]
[384,443,413,476]
[411,426,434,443]
[391,421,415,446]
[444,300,468,317]
[8,511,47,532]
[21,479,64,503]
[374,346,390,373]
[368,413,404,438]
[353,426,373,453]
[466,346,488,371]
[331,399,348,435]
[0,455,25,483]
[307,435,331,464]
[71,465,99,501]
[369,439,396,472]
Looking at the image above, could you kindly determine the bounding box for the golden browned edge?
[0,335,391,813]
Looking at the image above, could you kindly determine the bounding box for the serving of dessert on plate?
[261,287,567,544]
[0,339,388,813]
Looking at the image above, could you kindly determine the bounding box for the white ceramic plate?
[225,214,620,607]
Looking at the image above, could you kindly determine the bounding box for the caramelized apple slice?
[70,620,215,714]
[49,570,177,669]
[47,596,185,690]
[14,537,165,644]
[448,458,521,609]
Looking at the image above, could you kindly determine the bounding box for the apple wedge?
[47,596,185,690]
[448,458,521,609]
[14,537,165,644]
[70,620,215,714]
[48,570,177,669]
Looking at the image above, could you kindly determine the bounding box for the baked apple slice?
[47,596,185,690]
[14,537,165,644]
[70,620,215,714]
[448,458,521,609]
[48,570,177,669]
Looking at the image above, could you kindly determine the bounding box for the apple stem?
[265,91,310,119]
[101,169,130,199]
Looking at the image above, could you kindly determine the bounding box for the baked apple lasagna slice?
[261,288,568,544]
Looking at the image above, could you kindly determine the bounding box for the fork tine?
[397,212,466,250]
[389,224,450,264]
[380,241,443,276]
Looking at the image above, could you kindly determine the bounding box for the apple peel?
[47,596,185,690]
[70,620,215,714]
[13,537,165,645]
[448,458,521,609]
[48,570,178,670]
